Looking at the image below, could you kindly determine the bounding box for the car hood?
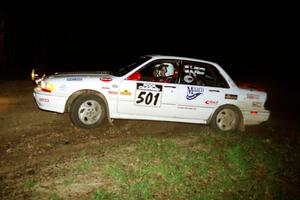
[52,71,112,77]
[45,71,117,82]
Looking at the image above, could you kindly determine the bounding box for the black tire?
[210,105,240,133]
[69,93,107,129]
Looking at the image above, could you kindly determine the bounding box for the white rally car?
[32,55,270,132]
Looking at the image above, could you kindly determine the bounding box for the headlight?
[40,81,54,93]
[31,69,36,81]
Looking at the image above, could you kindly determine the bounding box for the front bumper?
[33,88,67,113]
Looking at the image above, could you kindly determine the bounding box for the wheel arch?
[65,89,110,120]
[208,104,245,132]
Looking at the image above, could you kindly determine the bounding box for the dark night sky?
[0,1,299,88]
[0,1,299,120]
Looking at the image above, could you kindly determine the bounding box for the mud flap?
[238,113,245,132]
[108,118,114,126]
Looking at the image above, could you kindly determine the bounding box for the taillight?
[237,82,266,92]
[41,81,54,93]
[250,111,258,115]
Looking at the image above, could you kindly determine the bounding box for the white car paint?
[33,55,270,128]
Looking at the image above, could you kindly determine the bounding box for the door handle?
[209,89,220,92]
[164,86,176,89]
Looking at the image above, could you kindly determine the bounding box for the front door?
[117,80,178,118]
[117,59,180,118]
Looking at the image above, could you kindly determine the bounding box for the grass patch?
[92,132,299,199]
[48,193,64,200]
[73,150,93,174]
[27,130,298,199]
[63,175,75,186]
[88,188,121,200]
[74,158,92,174]
[23,179,37,191]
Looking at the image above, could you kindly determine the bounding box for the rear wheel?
[210,105,240,133]
[70,94,107,128]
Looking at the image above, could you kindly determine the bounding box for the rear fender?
[208,104,245,132]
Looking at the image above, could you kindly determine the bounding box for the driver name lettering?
[184,65,205,76]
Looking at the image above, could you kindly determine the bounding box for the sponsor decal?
[186,86,204,100]
[246,93,260,99]
[39,98,49,102]
[135,83,162,107]
[99,77,112,82]
[177,104,198,110]
[66,77,83,81]
[252,101,263,107]
[177,106,196,110]
[137,83,162,92]
[205,100,218,105]
[225,94,238,100]
[112,84,118,88]
[102,86,110,89]
[120,90,132,96]
[183,75,194,83]
[184,65,205,76]
[108,91,118,95]
[59,84,66,90]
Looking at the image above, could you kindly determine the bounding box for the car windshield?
[113,56,151,76]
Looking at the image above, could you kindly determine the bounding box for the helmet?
[153,63,175,78]
[163,63,174,77]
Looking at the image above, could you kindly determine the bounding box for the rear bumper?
[33,88,67,113]
[242,110,270,125]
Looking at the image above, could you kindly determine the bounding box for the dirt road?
[0,80,206,198]
[0,80,299,199]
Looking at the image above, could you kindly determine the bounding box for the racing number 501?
[136,91,160,106]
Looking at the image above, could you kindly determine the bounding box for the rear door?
[175,60,230,120]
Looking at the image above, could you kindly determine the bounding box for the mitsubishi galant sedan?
[32,55,270,132]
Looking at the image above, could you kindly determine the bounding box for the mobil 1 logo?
[135,83,163,107]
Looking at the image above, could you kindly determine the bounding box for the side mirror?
[127,72,142,81]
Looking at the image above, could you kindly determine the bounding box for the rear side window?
[180,60,229,88]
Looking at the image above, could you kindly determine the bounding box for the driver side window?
[138,59,179,83]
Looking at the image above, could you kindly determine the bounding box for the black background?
[0,1,299,119]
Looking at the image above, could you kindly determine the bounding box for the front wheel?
[210,105,240,133]
[70,94,107,129]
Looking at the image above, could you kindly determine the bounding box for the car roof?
[146,54,218,66]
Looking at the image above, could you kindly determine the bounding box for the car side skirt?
[111,113,208,125]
